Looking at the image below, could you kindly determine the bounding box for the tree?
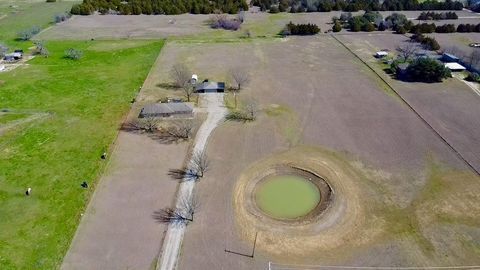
[191,150,209,178]
[182,83,195,102]
[229,67,250,108]
[396,43,418,61]
[406,57,451,83]
[166,120,194,139]
[131,117,159,133]
[466,50,480,69]
[33,41,49,57]
[170,63,191,88]
[0,43,8,58]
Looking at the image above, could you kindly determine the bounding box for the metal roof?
[140,102,193,115]
[195,81,225,91]
[444,62,466,71]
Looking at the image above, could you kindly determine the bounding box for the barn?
[139,102,193,118]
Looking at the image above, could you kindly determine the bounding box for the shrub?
[435,24,456,33]
[54,13,70,23]
[64,48,83,60]
[406,57,451,82]
[332,22,342,32]
[363,23,376,32]
[269,5,279,13]
[396,26,406,34]
[46,0,56,2]
[210,14,242,31]
[16,26,41,41]
[465,72,480,82]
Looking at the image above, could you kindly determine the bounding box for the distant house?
[194,80,225,93]
[442,53,459,63]
[139,102,193,118]
[444,62,466,72]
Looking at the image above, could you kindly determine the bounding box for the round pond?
[254,174,321,220]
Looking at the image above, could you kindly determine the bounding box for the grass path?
[0,40,164,269]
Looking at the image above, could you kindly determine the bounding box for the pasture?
[0,40,163,269]
[147,37,480,269]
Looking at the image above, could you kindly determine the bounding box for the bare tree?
[191,150,209,178]
[126,117,158,133]
[466,50,480,69]
[165,120,194,139]
[179,194,199,221]
[0,43,8,58]
[153,195,199,224]
[396,43,418,61]
[170,63,191,88]
[244,99,258,121]
[182,83,195,102]
[229,67,250,108]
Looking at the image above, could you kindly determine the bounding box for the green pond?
[255,174,320,219]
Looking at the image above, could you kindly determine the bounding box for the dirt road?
[158,93,227,270]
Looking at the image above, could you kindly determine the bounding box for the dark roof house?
[194,81,225,93]
[139,102,193,118]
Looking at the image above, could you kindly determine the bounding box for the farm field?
[0,40,163,269]
[336,33,480,173]
[145,37,480,269]
[36,10,480,40]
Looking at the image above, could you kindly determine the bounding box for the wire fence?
[268,262,480,270]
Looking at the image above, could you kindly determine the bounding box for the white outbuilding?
[191,74,198,84]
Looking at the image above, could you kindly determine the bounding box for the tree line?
[71,0,248,15]
[417,11,458,20]
[333,12,480,35]
[252,0,463,13]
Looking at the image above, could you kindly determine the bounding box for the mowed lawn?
[0,40,163,269]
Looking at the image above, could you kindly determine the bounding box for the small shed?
[375,51,388,58]
[442,53,459,63]
[139,102,193,118]
[194,81,225,93]
[444,62,466,72]
[191,74,198,85]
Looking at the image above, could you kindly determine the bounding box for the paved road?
[157,93,227,270]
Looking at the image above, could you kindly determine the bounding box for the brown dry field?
[139,37,480,269]
[36,10,480,40]
[337,33,480,173]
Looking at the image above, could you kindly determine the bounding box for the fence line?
[269,262,480,270]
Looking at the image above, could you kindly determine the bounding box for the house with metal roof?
[139,102,193,118]
[194,80,225,93]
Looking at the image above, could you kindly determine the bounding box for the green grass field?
[255,175,320,219]
[0,40,163,269]
[0,1,75,48]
